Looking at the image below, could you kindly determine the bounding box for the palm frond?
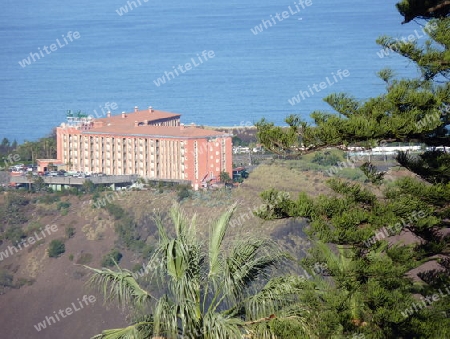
[153,210,169,245]
[169,202,197,240]
[243,275,308,319]
[152,295,181,338]
[202,311,244,339]
[85,266,154,308]
[208,204,236,278]
[221,238,282,304]
[91,320,153,339]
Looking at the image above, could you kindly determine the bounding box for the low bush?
[57,201,71,210]
[177,185,191,201]
[101,249,123,267]
[37,194,60,204]
[24,221,43,236]
[4,226,26,246]
[311,151,343,166]
[335,168,366,182]
[48,239,65,258]
[65,226,76,239]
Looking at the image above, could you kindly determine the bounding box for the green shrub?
[4,226,26,246]
[335,168,366,182]
[2,194,29,225]
[65,226,76,239]
[68,254,74,261]
[24,221,43,235]
[177,186,191,201]
[311,151,343,167]
[37,194,60,204]
[48,239,65,258]
[92,192,100,201]
[57,201,71,210]
[104,203,126,220]
[101,249,123,267]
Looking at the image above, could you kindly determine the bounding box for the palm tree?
[86,204,316,339]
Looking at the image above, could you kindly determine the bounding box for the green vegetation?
[177,185,191,202]
[253,2,450,338]
[219,170,232,183]
[9,134,56,165]
[48,239,65,258]
[37,194,60,204]
[100,249,123,267]
[3,226,26,246]
[65,226,76,239]
[57,201,71,210]
[87,204,311,338]
[1,1,447,338]
[103,203,150,253]
[311,150,342,166]
[0,193,29,226]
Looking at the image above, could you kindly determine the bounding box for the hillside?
[0,155,412,339]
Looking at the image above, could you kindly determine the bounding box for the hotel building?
[52,107,232,189]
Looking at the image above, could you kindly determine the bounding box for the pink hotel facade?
[55,107,233,189]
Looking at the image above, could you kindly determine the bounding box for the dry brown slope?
[0,196,127,339]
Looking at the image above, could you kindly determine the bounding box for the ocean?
[0,0,426,143]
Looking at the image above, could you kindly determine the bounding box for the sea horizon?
[0,0,426,143]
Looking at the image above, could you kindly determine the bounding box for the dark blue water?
[0,0,425,142]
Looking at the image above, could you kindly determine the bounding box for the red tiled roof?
[68,108,229,138]
[95,108,180,126]
[82,125,228,138]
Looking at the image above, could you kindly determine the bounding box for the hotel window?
[221,139,226,169]
[194,141,198,180]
